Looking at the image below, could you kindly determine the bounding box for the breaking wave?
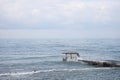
[0,68,112,76]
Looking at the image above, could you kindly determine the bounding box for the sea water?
[0,39,120,80]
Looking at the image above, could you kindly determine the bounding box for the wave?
[0,67,112,76]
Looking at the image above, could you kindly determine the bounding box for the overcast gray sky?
[0,0,120,39]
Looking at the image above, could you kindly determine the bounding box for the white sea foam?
[0,68,112,76]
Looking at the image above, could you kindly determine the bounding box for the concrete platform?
[78,59,120,67]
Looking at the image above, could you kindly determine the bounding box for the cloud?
[0,0,120,29]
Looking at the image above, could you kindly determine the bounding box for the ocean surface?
[0,39,120,80]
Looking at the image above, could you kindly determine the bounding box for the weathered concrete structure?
[62,52,80,61]
[62,52,120,67]
[78,59,120,67]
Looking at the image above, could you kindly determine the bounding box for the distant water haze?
[0,29,119,39]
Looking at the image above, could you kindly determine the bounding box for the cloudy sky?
[0,0,120,39]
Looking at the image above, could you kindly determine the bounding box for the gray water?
[0,39,120,80]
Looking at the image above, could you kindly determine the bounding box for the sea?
[0,39,120,80]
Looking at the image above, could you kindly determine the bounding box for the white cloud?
[0,0,119,39]
[0,0,120,29]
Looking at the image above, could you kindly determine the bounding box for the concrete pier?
[78,59,120,67]
[62,52,120,67]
